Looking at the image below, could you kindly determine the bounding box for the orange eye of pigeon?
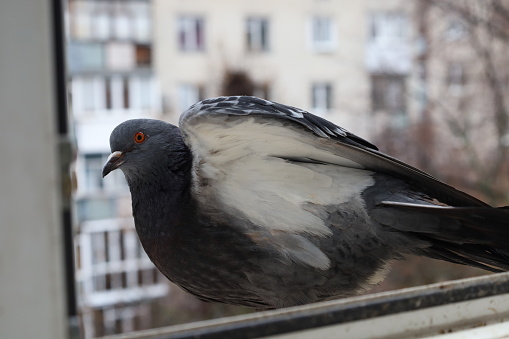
[134,132,146,143]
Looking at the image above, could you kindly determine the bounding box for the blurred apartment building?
[154,0,415,138]
[66,0,168,337]
[154,0,497,172]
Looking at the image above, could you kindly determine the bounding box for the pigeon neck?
[129,149,193,239]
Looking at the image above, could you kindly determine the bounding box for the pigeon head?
[102,119,187,181]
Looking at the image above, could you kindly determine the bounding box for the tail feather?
[373,202,509,272]
[421,242,509,272]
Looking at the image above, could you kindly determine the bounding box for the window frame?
[178,83,205,113]
[309,16,337,53]
[246,16,269,52]
[311,82,333,115]
[177,15,205,51]
[370,73,407,114]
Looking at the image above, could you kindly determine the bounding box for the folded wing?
[180,96,486,209]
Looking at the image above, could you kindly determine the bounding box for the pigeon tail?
[372,202,509,272]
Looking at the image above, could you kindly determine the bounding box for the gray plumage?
[103,96,509,309]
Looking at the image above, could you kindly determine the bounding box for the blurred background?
[13,0,509,337]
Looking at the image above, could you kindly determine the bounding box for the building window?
[135,44,152,66]
[369,12,407,43]
[76,76,105,112]
[444,17,468,42]
[70,0,94,39]
[84,153,107,192]
[106,76,120,109]
[112,3,131,40]
[132,1,151,42]
[371,74,406,113]
[137,77,153,109]
[446,62,466,94]
[178,84,204,113]
[178,16,205,51]
[246,17,269,51]
[106,42,135,71]
[366,12,410,75]
[311,83,333,115]
[310,17,336,53]
[83,153,127,193]
[70,0,151,42]
[92,2,112,40]
[72,75,156,113]
[76,220,169,337]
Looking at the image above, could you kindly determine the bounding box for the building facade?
[66,1,169,337]
[154,0,416,139]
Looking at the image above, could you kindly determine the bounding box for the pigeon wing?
[180,96,486,209]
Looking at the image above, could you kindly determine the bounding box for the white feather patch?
[183,116,375,240]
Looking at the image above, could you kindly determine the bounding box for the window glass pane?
[93,3,111,40]
[311,17,335,52]
[135,44,152,66]
[178,84,201,112]
[114,4,131,40]
[312,83,332,115]
[81,77,97,111]
[369,12,407,42]
[106,42,135,70]
[132,2,151,42]
[139,77,152,109]
[371,74,406,113]
[247,17,269,51]
[68,42,104,72]
[84,153,104,191]
[178,16,204,51]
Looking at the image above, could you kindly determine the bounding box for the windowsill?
[309,48,337,55]
[97,272,509,339]
[178,49,206,53]
[246,48,270,53]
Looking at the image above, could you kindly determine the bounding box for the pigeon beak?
[102,151,125,177]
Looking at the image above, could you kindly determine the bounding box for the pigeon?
[103,95,509,309]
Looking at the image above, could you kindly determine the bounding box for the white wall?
[0,1,67,338]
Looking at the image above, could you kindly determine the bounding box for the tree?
[421,0,509,204]
[376,0,509,205]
